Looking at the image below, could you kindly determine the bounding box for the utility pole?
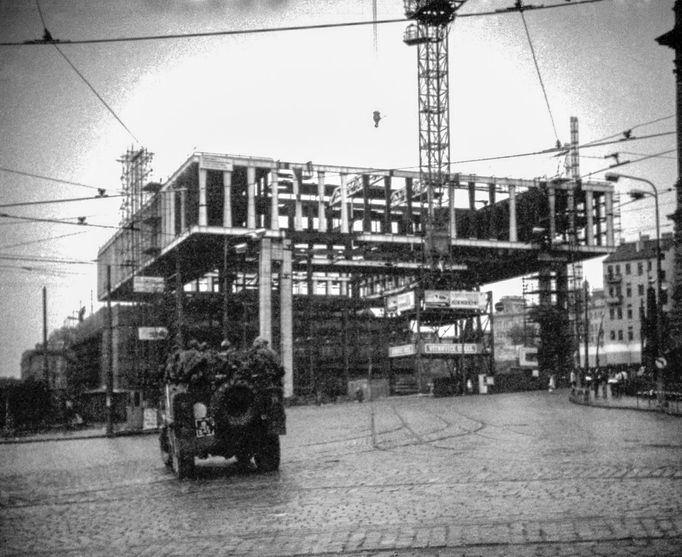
[106,265,114,437]
[42,286,49,386]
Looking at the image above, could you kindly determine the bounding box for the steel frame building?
[97,152,617,397]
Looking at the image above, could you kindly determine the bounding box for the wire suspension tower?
[403,1,468,268]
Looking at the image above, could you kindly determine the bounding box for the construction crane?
[403,1,469,268]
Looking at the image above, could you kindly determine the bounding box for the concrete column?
[247,166,256,229]
[293,168,303,231]
[509,184,517,242]
[180,189,186,232]
[259,238,272,344]
[222,170,232,228]
[317,171,326,232]
[340,173,349,233]
[548,186,556,240]
[449,180,457,239]
[585,190,594,246]
[383,176,392,233]
[270,169,279,231]
[362,174,371,232]
[199,168,208,226]
[605,191,615,247]
[279,241,294,398]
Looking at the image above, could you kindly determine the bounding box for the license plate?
[195,417,215,437]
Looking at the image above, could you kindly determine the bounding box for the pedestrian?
[593,368,601,399]
[569,369,577,394]
[548,374,556,393]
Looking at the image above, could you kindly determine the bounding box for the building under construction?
[96,150,617,399]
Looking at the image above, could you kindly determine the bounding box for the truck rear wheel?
[254,434,280,472]
[159,427,172,468]
[169,429,195,479]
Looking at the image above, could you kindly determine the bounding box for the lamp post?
[605,172,664,404]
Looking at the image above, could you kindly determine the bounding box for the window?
[616,264,621,274]
[609,308,615,320]
[648,260,652,271]
[617,307,623,319]
[607,264,613,276]
[626,283,632,297]
[627,306,633,319]
[661,270,666,281]
[638,262,643,276]
[628,327,634,341]
[618,330,623,341]
[625,263,631,275]
[638,284,644,296]
[610,330,616,340]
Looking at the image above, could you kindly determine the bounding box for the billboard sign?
[423,290,487,312]
[133,276,165,294]
[138,327,169,341]
[423,343,483,355]
[388,344,417,358]
[385,290,416,315]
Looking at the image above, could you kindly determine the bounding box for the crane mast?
[403,0,468,267]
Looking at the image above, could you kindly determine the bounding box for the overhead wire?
[0,231,88,251]
[0,166,113,192]
[0,211,127,230]
[0,194,123,209]
[0,0,608,47]
[517,1,560,145]
[36,0,141,144]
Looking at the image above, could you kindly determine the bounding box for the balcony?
[606,295,623,305]
[606,273,623,284]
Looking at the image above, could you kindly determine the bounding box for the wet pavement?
[1,389,681,556]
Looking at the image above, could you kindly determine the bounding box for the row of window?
[609,327,635,342]
[607,258,662,278]
[607,277,665,299]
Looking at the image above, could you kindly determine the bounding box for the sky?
[0,0,676,379]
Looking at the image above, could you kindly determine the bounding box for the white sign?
[143,408,158,430]
[423,290,487,312]
[655,356,667,369]
[386,290,416,315]
[133,276,165,293]
[138,327,169,341]
[388,344,417,358]
[423,343,483,355]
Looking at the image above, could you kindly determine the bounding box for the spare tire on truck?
[157,342,286,479]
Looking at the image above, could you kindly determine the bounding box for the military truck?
[158,340,286,479]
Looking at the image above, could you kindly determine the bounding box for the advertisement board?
[423,290,487,312]
[385,290,416,315]
[133,276,165,294]
[138,327,169,341]
[388,344,417,358]
[422,343,482,355]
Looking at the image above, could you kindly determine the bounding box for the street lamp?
[605,172,664,404]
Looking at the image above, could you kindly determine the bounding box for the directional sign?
[655,356,667,370]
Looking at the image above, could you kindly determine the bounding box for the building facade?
[600,233,674,365]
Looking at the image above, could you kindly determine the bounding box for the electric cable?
[0,166,114,192]
[518,3,560,145]
[581,148,677,180]
[35,0,141,144]
[0,231,87,251]
[0,211,129,230]
[0,0,608,47]
[0,194,122,209]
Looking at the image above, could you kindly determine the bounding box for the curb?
[0,427,159,445]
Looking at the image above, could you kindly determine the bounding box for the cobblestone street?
[1,390,681,556]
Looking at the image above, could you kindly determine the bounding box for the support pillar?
[247,166,256,229]
[585,191,594,246]
[270,169,279,231]
[548,186,556,240]
[317,171,327,232]
[383,175,392,234]
[222,170,233,228]
[293,168,303,231]
[605,191,615,247]
[449,180,457,239]
[509,184,517,242]
[258,238,272,344]
[279,241,294,398]
[199,168,208,226]
[340,173,349,233]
